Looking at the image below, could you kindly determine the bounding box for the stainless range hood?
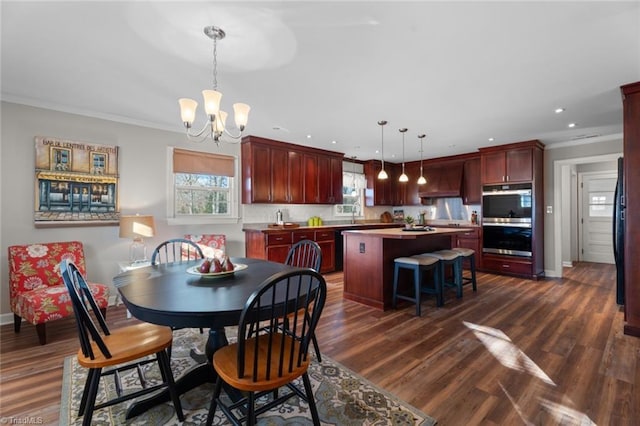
[418,162,463,198]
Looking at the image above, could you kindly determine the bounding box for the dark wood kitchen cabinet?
[479,140,543,184]
[271,147,303,203]
[364,160,397,206]
[621,81,640,337]
[241,135,343,204]
[317,154,343,204]
[478,140,545,279]
[462,156,481,205]
[244,228,335,273]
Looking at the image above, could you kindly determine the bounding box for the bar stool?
[451,247,478,292]
[419,250,463,299]
[392,256,443,316]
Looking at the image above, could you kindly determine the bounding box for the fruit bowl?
[186,263,247,278]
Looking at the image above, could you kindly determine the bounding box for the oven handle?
[483,222,532,228]
[482,189,531,196]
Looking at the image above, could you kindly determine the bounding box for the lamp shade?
[119,215,155,239]
[178,98,198,125]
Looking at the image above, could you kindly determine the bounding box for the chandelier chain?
[212,36,218,90]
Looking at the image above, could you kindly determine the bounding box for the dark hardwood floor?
[1,262,638,425]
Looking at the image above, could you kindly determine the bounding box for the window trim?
[166,147,241,225]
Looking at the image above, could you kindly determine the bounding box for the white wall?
[544,137,622,277]
[0,102,249,319]
[0,102,392,320]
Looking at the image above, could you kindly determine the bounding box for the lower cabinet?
[481,254,534,277]
[453,227,482,270]
[244,228,335,273]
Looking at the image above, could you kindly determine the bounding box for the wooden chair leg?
[413,266,421,316]
[302,372,321,425]
[13,314,21,333]
[206,377,224,426]
[36,323,46,345]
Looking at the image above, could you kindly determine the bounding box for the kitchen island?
[342,227,471,310]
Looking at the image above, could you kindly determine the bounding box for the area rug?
[60,328,436,425]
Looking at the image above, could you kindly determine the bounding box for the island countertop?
[341,226,472,239]
[342,226,471,310]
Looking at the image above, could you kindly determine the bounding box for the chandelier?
[417,134,427,184]
[377,120,388,179]
[178,26,250,144]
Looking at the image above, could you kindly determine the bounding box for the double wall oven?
[482,183,533,257]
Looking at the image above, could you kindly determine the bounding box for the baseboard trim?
[562,261,574,267]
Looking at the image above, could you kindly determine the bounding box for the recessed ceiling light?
[555,108,565,114]
[568,123,576,128]
[488,138,494,142]
[306,134,312,139]
[331,140,337,144]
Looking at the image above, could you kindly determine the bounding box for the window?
[167,147,239,225]
[334,172,365,217]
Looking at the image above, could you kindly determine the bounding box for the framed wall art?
[34,136,120,227]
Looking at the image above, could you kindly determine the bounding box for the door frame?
[552,151,621,277]
[577,171,617,263]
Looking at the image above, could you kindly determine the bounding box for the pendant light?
[398,128,409,182]
[417,134,427,184]
[350,156,358,196]
[377,120,388,179]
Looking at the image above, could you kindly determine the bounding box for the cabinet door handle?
[502,264,510,268]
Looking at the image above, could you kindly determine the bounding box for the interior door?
[580,172,616,263]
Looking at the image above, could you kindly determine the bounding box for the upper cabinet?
[462,156,481,205]
[241,135,343,205]
[364,160,395,206]
[317,154,343,204]
[479,140,544,184]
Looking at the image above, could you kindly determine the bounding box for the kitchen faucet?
[351,197,359,224]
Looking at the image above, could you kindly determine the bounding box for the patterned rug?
[60,328,436,425]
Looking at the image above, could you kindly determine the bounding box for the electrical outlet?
[359,242,365,253]
[546,205,553,214]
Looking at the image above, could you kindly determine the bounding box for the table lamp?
[119,214,155,264]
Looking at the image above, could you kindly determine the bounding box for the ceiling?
[2,1,639,162]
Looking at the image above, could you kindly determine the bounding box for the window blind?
[173,148,234,177]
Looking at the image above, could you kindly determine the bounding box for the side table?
[116,261,151,318]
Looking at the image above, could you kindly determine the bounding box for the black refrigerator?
[613,157,625,305]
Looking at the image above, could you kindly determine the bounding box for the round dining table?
[113,257,297,418]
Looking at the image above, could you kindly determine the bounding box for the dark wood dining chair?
[285,239,322,272]
[285,239,323,361]
[59,259,184,426]
[150,238,204,265]
[206,268,327,426]
[151,238,206,342]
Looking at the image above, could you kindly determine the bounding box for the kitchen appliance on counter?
[482,183,533,257]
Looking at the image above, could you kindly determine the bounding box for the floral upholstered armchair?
[183,234,226,259]
[8,241,110,345]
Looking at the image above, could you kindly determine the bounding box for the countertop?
[242,222,403,232]
[341,226,473,239]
